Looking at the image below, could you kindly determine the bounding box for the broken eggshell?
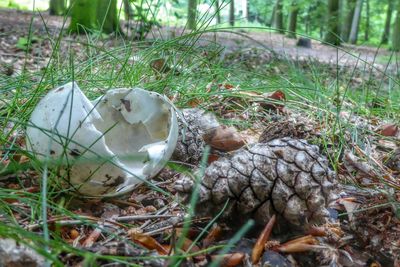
[26,82,178,197]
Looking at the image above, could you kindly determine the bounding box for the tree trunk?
[324,0,341,45]
[49,0,66,15]
[242,0,248,20]
[364,0,369,41]
[97,0,120,34]
[381,0,393,44]
[287,1,298,38]
[215,0,221,24]
[304,6,312,35]
[348,0,363,44]
[123,0,134,20]
[273,0,284,33]
[69,0,98,33]
[229,0,235,26]
[269,4,276,27]
[391,0,400,51]
[187,0,197,30]
[341,0,356,42]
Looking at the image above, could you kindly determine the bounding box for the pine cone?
[386,148,400,172]
[259,120,315,143]
[175,137,337,230]
[172,108,220,165]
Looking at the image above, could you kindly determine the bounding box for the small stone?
[0,238,45,267]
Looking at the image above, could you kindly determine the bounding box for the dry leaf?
[129,230,169,255]
[202,224,222,248]
[187,98,203,108]
[252,215,276,264]
[207,154,220,164]
[70,229,80,239]
[274,235,319,253]
[218,83,235,90]
[379,124,399,137]
[150,58,171,73]
[211,253,245,267]
[235,91,262,98]
[202,125,245,152]
[337,198,360,222]
[261,90,286,111]
[180,237,201,253]
[307,224,343,238]
[82,228,102,248]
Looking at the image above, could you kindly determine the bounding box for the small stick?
[26,214,178,230]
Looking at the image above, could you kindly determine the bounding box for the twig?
[116,214,178,222]
[26,214,179,231]
[139,203,177,230]
[353,144,400,189]
[107,199,142,208]
[143,217,210,236]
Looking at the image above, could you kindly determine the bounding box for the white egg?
[26,82,178,197]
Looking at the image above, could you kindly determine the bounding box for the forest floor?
[0,7,400,267]
[0,8,397,76]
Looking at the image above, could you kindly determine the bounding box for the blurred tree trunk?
[123,0,134,20]
[49,0,66,15]
[187,0,197,29]
[381,0,393,44]
[341,0,356,41]
[242,0,248,20]
[69,0,98,33]
[97,0,120,34]
[391,0,400,51]
[287,1,298,38]
[272,0,284,33]
[304,6,312,35]
[324,0,341,45]
[229,0,235,26]
[215,0,221,24]
[364,0,369,41]
[348,0,363,44]
[269,4,276,26]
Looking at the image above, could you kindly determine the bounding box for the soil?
[0,7,399,267]
[0,8,397,76]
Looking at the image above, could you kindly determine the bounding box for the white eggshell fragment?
[26,82,178,197]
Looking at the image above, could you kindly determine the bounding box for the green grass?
[1,5,400,266]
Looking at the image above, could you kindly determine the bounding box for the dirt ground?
[1,8,400,267]
[0,8,397,76]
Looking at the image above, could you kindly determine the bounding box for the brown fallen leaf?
[210,253,245,267]
[180,237,201,253]
[172,228,200,240]
[70,229,80,239]
[82,228,102,248]
[252,215,276,264]
[203,125,245,152]
[202,224,222,248]
[273,235,319,253]
[207,154,220,164]
[307,224,343,238]
[129,229,169,255]
[337,198,360,222]
[261,90,286,111]
[218,83,235,90]
[150,58,171,73]
[378,124,399,137]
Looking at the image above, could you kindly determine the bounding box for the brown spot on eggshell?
[69,149,81,157]
[105,176,125,187]
[120,99,131,112]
